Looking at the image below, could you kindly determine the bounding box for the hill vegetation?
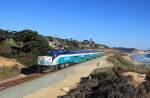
[59,66,150,98]
[107,53,148,74]
[113,47,139,53]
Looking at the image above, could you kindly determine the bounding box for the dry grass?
[0,56,25,68]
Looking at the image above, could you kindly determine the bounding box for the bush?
[17,52,40,66]
[112,66,128,76]
[145,71,150,81]
[59,66,150,98]
[0,66,20,80]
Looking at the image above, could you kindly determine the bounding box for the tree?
[82,40,90,45]
[14,29,38,42]
[13,29,49,53]
[70,40,79,48]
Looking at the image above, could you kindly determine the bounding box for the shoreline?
[131,53,150,65]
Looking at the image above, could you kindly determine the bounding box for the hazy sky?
[0,0,150,49]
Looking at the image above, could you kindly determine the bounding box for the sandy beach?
[24,56,112,98]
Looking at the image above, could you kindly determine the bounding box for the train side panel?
[58,55,74,64]
[53,52,101,65]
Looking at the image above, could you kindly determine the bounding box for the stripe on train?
[52,52,101,65]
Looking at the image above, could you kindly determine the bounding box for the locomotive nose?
[38,56,52,66]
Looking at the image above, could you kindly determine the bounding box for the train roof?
[49,49,100,60]
[67,50,97,54]
[51,49,98,54]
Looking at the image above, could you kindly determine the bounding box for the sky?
[0,0,150,49]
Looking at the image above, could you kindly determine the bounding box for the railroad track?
[0,73,44,91]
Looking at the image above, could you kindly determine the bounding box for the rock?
[61,86,71,92]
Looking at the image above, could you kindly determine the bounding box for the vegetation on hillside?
[107,53,148,74]
[59,66,150,98]
[0,29,49,66]
[113,47,138,53]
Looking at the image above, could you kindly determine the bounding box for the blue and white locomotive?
[37,49,102,73]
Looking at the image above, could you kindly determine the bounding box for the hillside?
[0,57,23,80]
[59,66,150,98]
[0,57,25,68]
[113,47,139,53]
[146,50,150,53]
[0,28,108,66]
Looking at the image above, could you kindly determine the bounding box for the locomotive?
[37,49,102,73]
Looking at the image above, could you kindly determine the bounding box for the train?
[37,49,103,73]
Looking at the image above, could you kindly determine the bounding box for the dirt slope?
[0,57,25,68]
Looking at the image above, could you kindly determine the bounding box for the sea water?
[145,54,150,58]
[133,54,150,64]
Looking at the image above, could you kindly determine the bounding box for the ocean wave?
[133,54,150,64]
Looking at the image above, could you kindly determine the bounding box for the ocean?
[145,54,150,58]
[133,53,150,64]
